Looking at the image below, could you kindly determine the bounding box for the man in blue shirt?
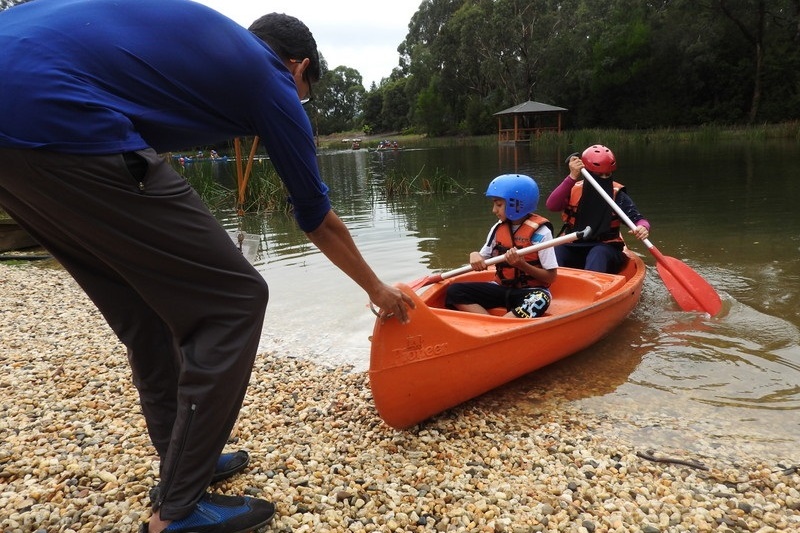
[0,1,413,531]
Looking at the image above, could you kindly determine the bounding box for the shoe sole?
[142,510,274,533]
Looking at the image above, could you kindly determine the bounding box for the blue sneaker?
[211,450,250,484]
[139,493,275,533]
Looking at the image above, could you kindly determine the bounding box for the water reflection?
[641,302,800,411]
[204,139,799,461]
[577,265,800,460]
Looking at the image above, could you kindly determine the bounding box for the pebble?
[1,262,799,532]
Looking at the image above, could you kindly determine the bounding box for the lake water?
[209,139,800,461]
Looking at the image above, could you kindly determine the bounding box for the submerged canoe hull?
[369,252,646,429]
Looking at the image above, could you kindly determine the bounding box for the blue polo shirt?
[0,0,330,231]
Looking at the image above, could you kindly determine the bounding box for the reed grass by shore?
[172,159,292,216]
[381,166,471,197]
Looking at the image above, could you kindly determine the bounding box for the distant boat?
[369,140,402,152]
[342,138,362,150]
[369,147,403,153]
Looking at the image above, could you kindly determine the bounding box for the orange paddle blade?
[407,273,443,291]
[652,250,722,315]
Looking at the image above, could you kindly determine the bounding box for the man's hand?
[370,283,414,324]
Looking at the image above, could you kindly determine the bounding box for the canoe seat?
[547,269,628,315]
[591,272,628,299]
[487,271,628,317]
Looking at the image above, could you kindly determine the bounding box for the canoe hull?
[369,252,646,429]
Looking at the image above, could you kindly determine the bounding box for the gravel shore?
[2,262,799,533]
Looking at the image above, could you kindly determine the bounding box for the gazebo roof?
[494,100,567,116]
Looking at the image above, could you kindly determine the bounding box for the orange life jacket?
[491,214,553,288]
[561,181,625,244]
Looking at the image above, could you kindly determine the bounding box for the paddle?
[580,167,722,315]
[407,226,592,291]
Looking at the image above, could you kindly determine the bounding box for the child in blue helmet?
[445,174,558,318]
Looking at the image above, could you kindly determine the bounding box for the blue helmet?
[485,174,539,221]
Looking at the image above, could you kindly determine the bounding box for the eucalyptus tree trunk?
[719,0,765,124]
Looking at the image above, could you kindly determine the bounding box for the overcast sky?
[195,0,422,88]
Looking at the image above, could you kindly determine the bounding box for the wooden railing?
[497,126,560,142]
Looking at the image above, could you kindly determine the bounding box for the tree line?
[313,0,800,136]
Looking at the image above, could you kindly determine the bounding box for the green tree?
[398,0,469,133]
[431,1,494,134]
[463,95,495,135]
[713,0,800,123]
[362,72,417,134]
[381,78,412,132]
[394,0,800,130]
[399,0,588,133]
[362,85,386,133]
[314,66,366,134]
[415,80,448,136]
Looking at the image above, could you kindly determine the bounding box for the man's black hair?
[249,13,321,83]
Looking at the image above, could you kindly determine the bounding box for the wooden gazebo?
[494,100,567,142]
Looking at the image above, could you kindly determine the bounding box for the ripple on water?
[573,267,800,462]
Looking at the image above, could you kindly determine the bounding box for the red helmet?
[581,145,617,174]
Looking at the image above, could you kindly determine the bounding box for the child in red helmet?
[545,145,650,274]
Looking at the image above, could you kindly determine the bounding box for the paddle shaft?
[438,226,590,281]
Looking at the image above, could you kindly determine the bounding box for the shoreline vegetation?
[170,122,800,215]
[317,121,800,150]
[1,263,799,532]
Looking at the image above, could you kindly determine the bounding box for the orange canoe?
[369,250,646,429]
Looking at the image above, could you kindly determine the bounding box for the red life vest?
[561,181,625,244]
[491,214,553,288]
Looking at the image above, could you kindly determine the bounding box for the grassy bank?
[319,121,800,151]
[540,120,800,147]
